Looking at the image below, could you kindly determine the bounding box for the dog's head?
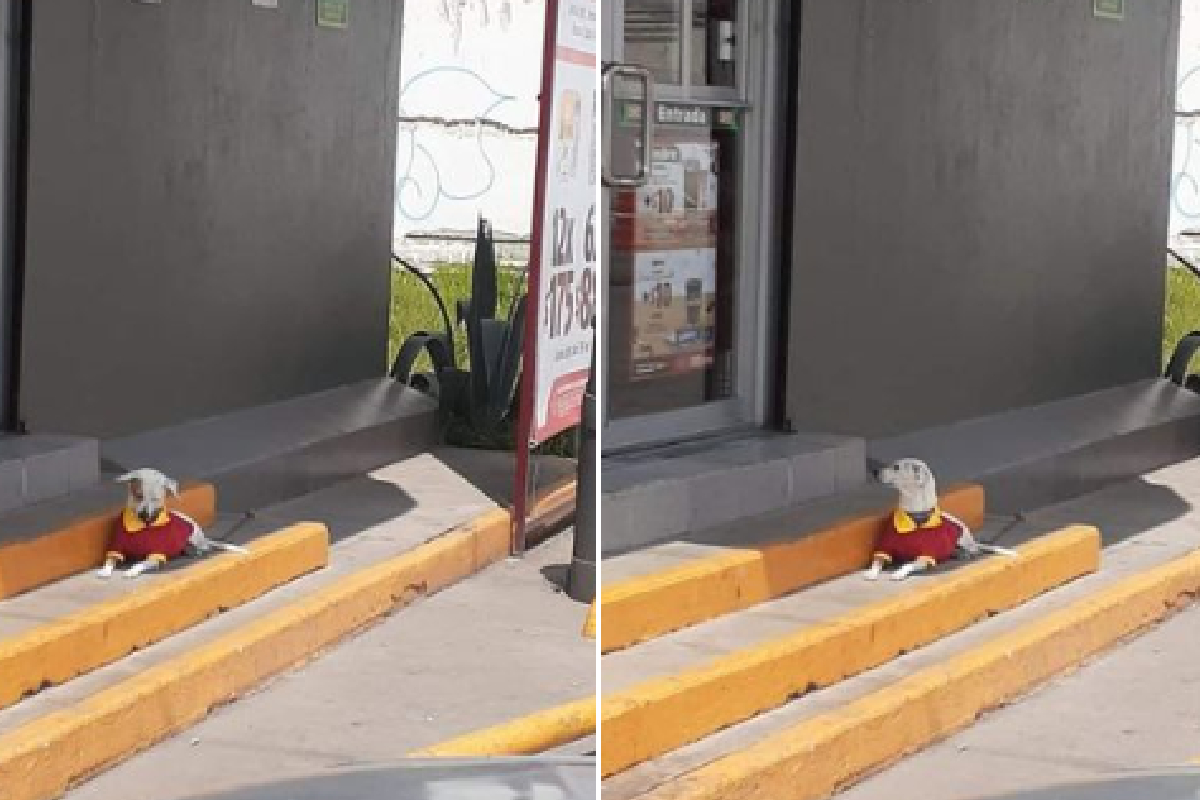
[876,458,937,510]
[117,468,179,525]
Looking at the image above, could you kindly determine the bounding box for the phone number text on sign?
[544,204,597,341]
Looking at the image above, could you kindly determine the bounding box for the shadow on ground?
[434,447,576,506]
[183,758,597,800]
[541,563,570,591]
[971,770,1200,800]
[144,447,583,577]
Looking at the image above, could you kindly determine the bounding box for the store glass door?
[603,0,777,451]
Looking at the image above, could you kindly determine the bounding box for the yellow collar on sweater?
[892,507,943,533]
[122,508,171,532]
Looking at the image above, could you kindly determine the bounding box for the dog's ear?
[166,478,180,498]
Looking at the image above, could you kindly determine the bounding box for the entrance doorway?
[601,0,782,452]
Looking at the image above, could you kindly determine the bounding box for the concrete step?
[0,452,512,800]
[602,430,866,556]
[600,483,985,654]
[0,380,439,598]
[0,435,98,515]
[599,521,1099,779]
[869,378,1200,514]
[101,379,439,512]
[0,481,216,599]
[601,457,1200,800]
[0,519,329,711]
[56,528,595,800]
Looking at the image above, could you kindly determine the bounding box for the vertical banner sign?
[512,0,597,552]
[528,0,598,444]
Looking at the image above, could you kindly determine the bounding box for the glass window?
[607,104,742,419]
[691,0,737,89]
[607,0,749,426]
[623,0,684,86]
[624,0,739,91]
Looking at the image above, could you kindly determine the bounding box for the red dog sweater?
[107,508,193,564]
[874,508,962,566]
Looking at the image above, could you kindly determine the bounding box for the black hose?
[980,513,1027,547]
[1169,246,1200,282]
[392,253,455,360]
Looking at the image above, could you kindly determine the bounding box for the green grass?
[388,263,523,372]
[1165,265,1200,369]
[388,263,579,457]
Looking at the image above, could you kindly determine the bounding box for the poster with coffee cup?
[630,248,717,380]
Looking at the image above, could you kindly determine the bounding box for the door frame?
[601,0,785,453]
[0,0,29,433]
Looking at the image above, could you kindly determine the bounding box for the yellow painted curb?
[583,602,596,639]
[0,507,518,800]
[531,478,577,531]
[627,535,1200,800]
[0,522,329,711]
[601,485,985,654]
[0,484,217,600]
[601,524,1100,778]
[412,696,596,757]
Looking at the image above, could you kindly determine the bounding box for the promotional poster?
[528,0,598,443]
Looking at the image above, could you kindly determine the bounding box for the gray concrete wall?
[18,0,403,437]
[785,0,1180,438]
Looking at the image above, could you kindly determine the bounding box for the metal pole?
[567,339,597,603]
[511,0,561,556]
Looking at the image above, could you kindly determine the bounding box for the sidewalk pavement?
[841,595,1200,800]
[61,523,593,799]
[835,458,1200,800]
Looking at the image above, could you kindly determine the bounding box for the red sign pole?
[512,0,563,555]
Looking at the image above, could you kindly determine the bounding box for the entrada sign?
[656,103,710,127]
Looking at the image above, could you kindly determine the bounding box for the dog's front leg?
[864,554,890,581]
[956,528,983,556]
[892,556,936,581]
[97,551,124,578]
[124,554,166,578]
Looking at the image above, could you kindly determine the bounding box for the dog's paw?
[123,563,150,578]
[96,564,115,578]
[863,567,882,581]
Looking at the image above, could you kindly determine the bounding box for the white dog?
[98,468,247,578]
[865,458,1016,581]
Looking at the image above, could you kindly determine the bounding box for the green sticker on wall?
[317,0,349,28]
[1094,0,1124,21]
[714,108,741,131]
[618,100,644,128]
